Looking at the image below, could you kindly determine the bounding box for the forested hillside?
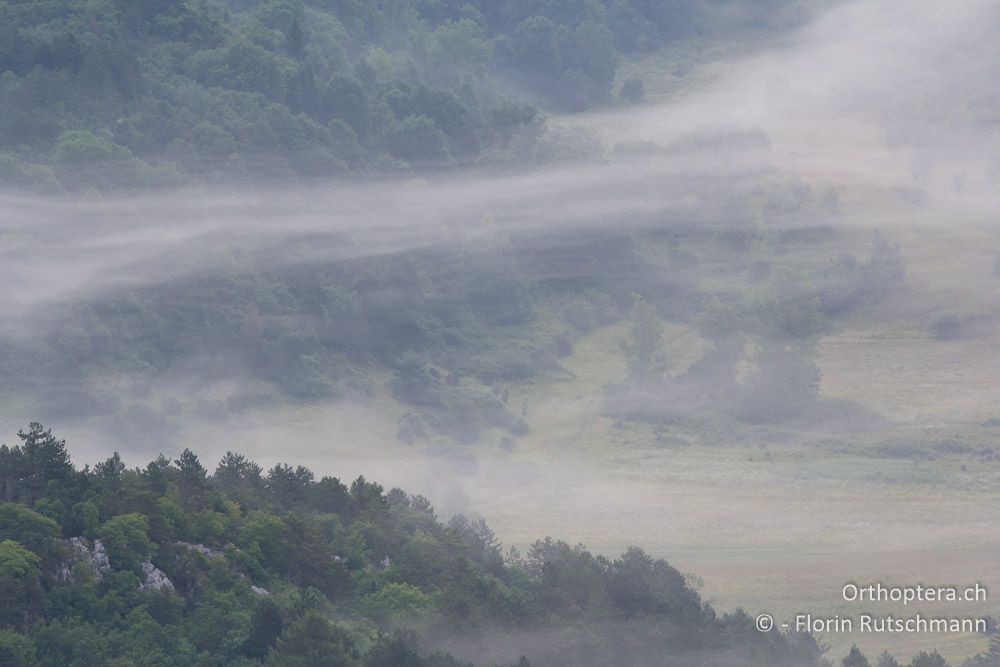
[0,0,814,190]
[5,1,1000,664]
[0,423,832,666]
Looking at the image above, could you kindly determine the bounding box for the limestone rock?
[139,561,174,592]
[55,537,111,583]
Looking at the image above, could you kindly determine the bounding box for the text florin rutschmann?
[756,583,992,635]
[799,583,989,634]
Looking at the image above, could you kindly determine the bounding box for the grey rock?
[92,539,110,573]
[139,561,174,592]
[55,537,111,583]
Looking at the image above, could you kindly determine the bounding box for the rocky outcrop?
[55,537,111,583]
[57,538,173,593]
[139,561,174,592]
[250,585,270,596]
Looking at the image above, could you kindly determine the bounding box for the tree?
[363,632,424,667]
[363,583,433,623]
[0,503,59,556]
[238,511,290,573]
[243,598,283,659]
[964,636,1000,666]
[909,652,948,667]
[94,452,126,482]
[0,540,43,629]
[312,476,350,514]
[322,75,370,139]
[843,646,872,667]
[622,295,665,381]
[0,423,75,505]
[214,451,265,506]
[175,449,209,510]
[349,476,386,518]
[98,514,152,571]
[265,612,359,667]
[385,115,449,164]
[511,16,559,83]
[94,452,127,516]
[0,628,37,666]
[50,131,153,191]
[267,463,314,510]
[568,20,616,94]
[392,351,441,407]
[877,652,901,667]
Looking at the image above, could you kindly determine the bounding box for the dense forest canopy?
[0,423,835,666]
[0,0,818,190]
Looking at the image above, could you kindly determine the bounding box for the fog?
[2,2,997,319]
[3,0,1000,663]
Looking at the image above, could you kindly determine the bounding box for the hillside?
[3,0,1000,665]
[0,423,832,667]
[0,0,817,192]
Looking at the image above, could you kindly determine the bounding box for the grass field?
[473,306,1000,662]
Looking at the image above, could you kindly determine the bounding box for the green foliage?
[0,628,38,667]
[386,115,450,164]
[0,503,59,555]
[243,598,283,659]
[0,423,76,507]
[0,540,43,629]
[265,611,359,667]
[0,0,815,189]
[363,582,434,623]
[0,424,836,665]
[97,513,152,571]
[51,131,156,191]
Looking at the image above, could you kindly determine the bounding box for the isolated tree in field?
[622,294,665,381]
